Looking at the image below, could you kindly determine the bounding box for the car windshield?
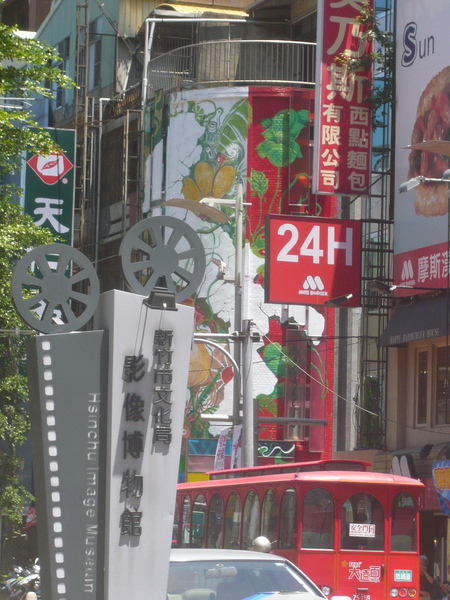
[167,559,322,600]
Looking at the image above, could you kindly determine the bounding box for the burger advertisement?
[395,1,450,291]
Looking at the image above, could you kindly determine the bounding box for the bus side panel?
[296,551,338,595]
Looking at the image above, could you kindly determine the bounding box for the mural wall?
[147,86,334,468]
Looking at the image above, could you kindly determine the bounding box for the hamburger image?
[407,65,450,216]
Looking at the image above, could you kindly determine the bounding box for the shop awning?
[152,4,248,18]
[380,294,450,347]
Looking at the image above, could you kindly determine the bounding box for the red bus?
[174,460,424,600]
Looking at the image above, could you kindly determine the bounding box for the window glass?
[172,501,179,547]
[391,492,416,552]
[340,493,384,551]
[302,488,334,549]
[436,346,450,424]
[224,492,241,549]
[261,489,279,548]
[181,496,191,548]
[207,493,224,548]
[279,488,298,549]
[191,494,206,548]
[242,490,260,550]
[417,350,428,424]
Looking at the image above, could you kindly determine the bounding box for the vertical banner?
[231,425,243,469]
[24,128,76,244]
[214,427,230,471]
[313,0,373,196]
[27,331,107,600]
[97,290,194,600]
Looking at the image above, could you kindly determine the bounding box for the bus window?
[224,492,241,549]
[243,490,260,549]
[340,493,384,551]
[191,494,206,547]
[391,492,416,552]
[172,502,179,547]
[280,488,297,549]
[302,488,334,549]
[261,489,278,548]
[181,495,191,548]
[207,493,224,548]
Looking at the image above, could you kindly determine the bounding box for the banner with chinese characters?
[313,0,373,196]
[97,290,194,600]
[24,128,76,244]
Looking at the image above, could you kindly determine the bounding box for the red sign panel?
[313,0,373,196]
[265,215,361,306]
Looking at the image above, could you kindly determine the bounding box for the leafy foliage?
[0,25,74,527]
[334,1,394,128]
[0,23,74,176]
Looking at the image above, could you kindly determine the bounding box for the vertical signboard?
[24,128,76,244]
[97,290,194,600]
[27,331,107,600]
[313,0,373,196]
[265,215,361,306]
[394,2,450,290]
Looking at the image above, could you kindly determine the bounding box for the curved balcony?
[146,39,316,99]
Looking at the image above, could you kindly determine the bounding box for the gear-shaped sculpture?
[120,216,206,302]
[11,243,100,334]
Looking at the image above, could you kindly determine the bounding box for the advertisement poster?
[395,2,450,290]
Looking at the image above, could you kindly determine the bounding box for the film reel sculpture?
[11,217,206,334]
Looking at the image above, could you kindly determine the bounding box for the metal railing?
[146,40,316,98]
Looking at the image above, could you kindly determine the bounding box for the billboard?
[313,0,373,196]
[395,2,450,290]
[265,215,361,306]
[24,128,76,244]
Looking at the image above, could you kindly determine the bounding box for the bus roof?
[207,459,372,480]
[179,469,425,491]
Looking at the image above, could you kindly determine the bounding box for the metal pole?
[233,182,243,422]
[242,319,256,467]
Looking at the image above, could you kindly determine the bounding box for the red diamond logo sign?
[27,152,74,185]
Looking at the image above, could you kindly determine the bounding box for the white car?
[168,549,346,600]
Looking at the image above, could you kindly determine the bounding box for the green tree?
[0,23,73,540]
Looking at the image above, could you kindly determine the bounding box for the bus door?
[337,492,386,600]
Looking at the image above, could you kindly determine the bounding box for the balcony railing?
[146,40,316,99]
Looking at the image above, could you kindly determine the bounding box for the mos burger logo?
[27,152,73,185]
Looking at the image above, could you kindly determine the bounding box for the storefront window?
[417,350,428,425]
[436,346,450,425]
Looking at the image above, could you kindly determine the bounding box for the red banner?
[313,0,373,196]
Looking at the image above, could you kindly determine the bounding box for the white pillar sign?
[97,290,194,600]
